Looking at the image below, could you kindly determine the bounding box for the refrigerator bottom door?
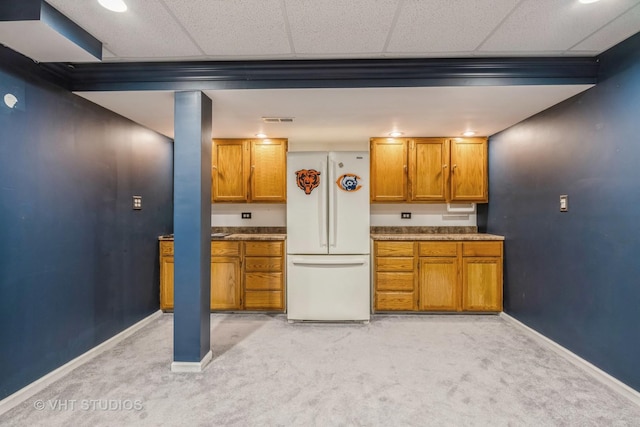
[287,255,370,322]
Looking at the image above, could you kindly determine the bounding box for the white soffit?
[0,21,98,62]
[76,85,593,143]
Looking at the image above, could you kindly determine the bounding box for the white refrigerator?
[286,151,370,322]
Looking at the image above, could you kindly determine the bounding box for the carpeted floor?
[2,313,639,426]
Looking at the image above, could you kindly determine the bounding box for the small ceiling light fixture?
[255,133,267,138]
[578,0,600,4]
[462,130,476,137]
[388,131,404,137]
[98,0,128,12]
[4,93,18,109]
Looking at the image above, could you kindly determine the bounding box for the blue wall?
[0,49,173,399]
[484,32,640,391]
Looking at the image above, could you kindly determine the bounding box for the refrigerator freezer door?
[328,152,370,255]
[287,255,370,321]
[287,152,328,254]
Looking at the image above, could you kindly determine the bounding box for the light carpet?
[2,314,639,426]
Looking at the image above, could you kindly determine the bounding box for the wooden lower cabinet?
[159,241,174,311]
[159,239,285,312]
[243,241,285,310]
[374,240,503,313]
[374,241,416,311]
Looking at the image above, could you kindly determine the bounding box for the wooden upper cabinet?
[212,139,249,202]
[370,138,408,202]
[212,138,287,203]
[449,137,488,202]
[250,139,287,202]
[371,136,488,203]
[410,138,448,202]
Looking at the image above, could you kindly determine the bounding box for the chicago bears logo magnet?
[336,174,362,192]
[295,169,321,195]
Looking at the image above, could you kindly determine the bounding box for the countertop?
[159,233,285,241]
[370,233,504,241]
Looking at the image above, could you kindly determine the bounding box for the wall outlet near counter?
[241,212,252,219]
[401,212,411,219]
[133,196,142,210]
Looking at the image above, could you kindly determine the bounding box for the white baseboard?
[171,350,213,373]
[0,310,163,416]
[500,312,640,407]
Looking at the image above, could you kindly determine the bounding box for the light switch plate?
[560,195,568,212]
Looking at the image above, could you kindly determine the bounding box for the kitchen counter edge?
[371,233,504,241]
[159,234,286,241]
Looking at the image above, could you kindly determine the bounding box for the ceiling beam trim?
[46,57,599,91]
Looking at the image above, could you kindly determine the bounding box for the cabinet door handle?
[442,164,448,168]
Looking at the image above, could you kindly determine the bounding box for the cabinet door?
[212,139,249,202]
[419,257,459,311]
[450,137,488,202]
[410,138,448,201]
[159,256,174,311]
[370,138,408,202]
[462,257,502,312]
[211,256,242,310]
[250,139,287,202]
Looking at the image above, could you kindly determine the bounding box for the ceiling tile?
[163,0,291,57]
[284,0,400,54]
[46,0,202,59]
[387,0,519,53]
[571,4,640,53]
[479,0,640,53]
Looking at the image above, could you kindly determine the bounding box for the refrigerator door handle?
[291,260,367,266]
[329,158,338,248]
[319,159,328,248]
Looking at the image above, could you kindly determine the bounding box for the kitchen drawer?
[160,242,174,256]
[244,241,284,257]
[375,257,414,272]
[418,242,458,257]
[245,272,283,290]
[244,256,284,272]
[376,272,414,291]
[375,292,415,311]
[211,241,241,256]
[462,242,502,257]
[374,241,415,257]
[244,290,283,310]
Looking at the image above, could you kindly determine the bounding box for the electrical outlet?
[132,196,142,210]
[401,212,411,219]
[241,212,252,219]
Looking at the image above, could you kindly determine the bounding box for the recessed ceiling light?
[578,0,600,4]
[98,0,128,12]
[388,131,404,137]
[462,131,476,137]
[4,93,18,109]
[255,133,267,138]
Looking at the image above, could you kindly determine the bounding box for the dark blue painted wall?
[0,50,173,399]
[484,32,640,391]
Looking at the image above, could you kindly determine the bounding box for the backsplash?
[211,204,286,227]
[212,203,476,227]
[370,203,476,227]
